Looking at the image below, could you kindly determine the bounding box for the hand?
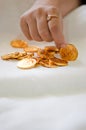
[20,4,66,48]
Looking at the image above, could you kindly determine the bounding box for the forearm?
[33,0,59,7]
[33,0,80,17]
[59,0,80,17]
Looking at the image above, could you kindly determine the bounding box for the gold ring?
[47,14,59,22]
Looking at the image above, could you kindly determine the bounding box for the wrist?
[33,0,59,8]
[59,0,80,17]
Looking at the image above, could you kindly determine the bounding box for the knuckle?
[48,6,58,14]
[34,37,42,41]
[50,24,57,32]
[31,33,41,41]
[26,13,33,22]
[20,15,25,23]
[34,7,44,16]
[31,34,35,39]
[20,11,34,24]
[39,30,52,42]
[20,15,26,28]
[39,29,47,37]
[32,35,38,40]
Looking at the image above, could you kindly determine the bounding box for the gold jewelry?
[47,14,59,22]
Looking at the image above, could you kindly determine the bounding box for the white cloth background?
[0,94,86,130]
[0,0,86,130]
[0,0,34,33]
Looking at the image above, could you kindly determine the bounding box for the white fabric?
[0,0,86,129]
[0,94,86,130]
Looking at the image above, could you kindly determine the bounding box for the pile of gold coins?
[1,40,78,69]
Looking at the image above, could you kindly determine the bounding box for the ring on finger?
[47,14,59,22]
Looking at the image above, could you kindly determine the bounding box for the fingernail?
[61,43,67,48]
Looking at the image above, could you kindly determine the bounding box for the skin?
[20,0,80,49]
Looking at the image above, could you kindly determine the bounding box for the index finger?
[48,15,66,48]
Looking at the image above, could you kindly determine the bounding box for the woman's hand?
[20,2,66,48]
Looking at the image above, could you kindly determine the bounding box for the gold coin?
[49,57,68,66]
[10,40,28,48]
[17,58,37,69]
[24,45,40,53]
[59,44,78,61]
[44,46,59,53]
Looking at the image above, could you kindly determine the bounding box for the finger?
[48,15,66,48]
[27,17,42,41]
[36,15,53,42]
[20,16,32,40]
